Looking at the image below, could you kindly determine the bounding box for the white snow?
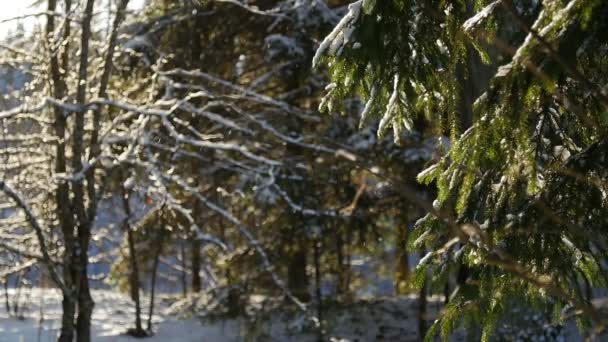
[0,288,239,342]
[312,0,363,67]
[359,85,378,129]
[462,0,503,33]
[1,288,432,342]
[378,74,400,137]
[0,288,593,341]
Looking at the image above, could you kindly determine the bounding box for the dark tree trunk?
[395,221,410,295]
[457,264,469,289]
[219,218,239,316]
[127,227,144,335]
[3,280,9,315]
[191,197,202,293]
[287,244,310,302]
[191,238,202,293]
[76,266,94,342]
[58,253,77,342]
[180,242,188,297]
[122,186,145,337]
[58,296,76,342]
[46,0,79,339]
[335,229,353,301]
[148,223,166,332]
[313,239,324,342]
[335,231,346,297]
[345,229,353,294]
[72,1,96,341]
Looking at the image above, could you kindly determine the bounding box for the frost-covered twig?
[212,0,291,19]
[160,68,319,121]
[271,184,350,218]
[0,180,66,293]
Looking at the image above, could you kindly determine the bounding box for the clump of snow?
[462,0,503,34]
[312,0,363,67]
[264,34,305,62]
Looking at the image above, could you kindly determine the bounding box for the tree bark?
[3,280,9,315]
[59,296,76,342]
[73,2,96,342]
[122,185,145,336]
[191,199,202,293]
[313,239,324,342]
[46,0,77,340]
[335,231,346,297]
[147,218,166,332]
[287,244,310,302]
[86,0,130,221]
[395,220,410,295]
[180,242,188,297]
[76,269,94,342]
[191,238,202,293]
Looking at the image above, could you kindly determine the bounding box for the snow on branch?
[0,11,80,25]
[462,0,503,34]
[180,101,255,135]
[271,184,351,218]
[212,0,291,19]
[0,259,37,279]
[312,0,363,68]
[160,69,319,121]
[221,102,336,154]
[158,114,282,166]
[0,102,48,120]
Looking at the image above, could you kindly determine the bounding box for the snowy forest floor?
[0,288,237,342]
[0,288,442,341]
[0,288,598,341]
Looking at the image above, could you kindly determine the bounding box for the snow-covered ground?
[0,288,242,342]
[0,288,436,342]
[0,288,598,341]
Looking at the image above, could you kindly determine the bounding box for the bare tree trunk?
[46,0,78,340]
[345,229,352,295]
[191,200,202,293]
[191,238,202,293]
[71,1,96,342]
[147,219,166,332]
[3,280,9,315]
[287,244,310,302]
[77,3,130,339]
[126,228,145,336]
[335,231,346,297]
[76,268,94,342]
[180,242,188,297]
[86,0,130,221]
[122,185,146,337]
[59,297,76,342]
[313,239,324,342]
[395,221,410,295]
[218,217,239,316]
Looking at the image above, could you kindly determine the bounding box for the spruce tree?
[315,0,608,339]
